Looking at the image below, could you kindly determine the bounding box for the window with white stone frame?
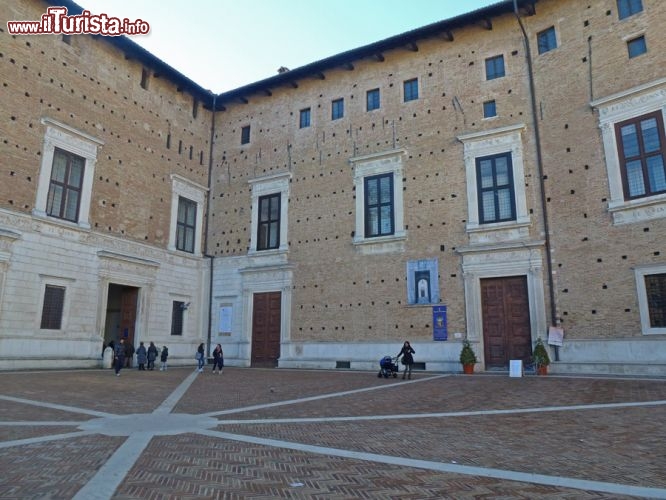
[635,264,666,335]
[37,275,73,332]
[248,172,291,255]
[458,124,530,235]
[591,78,666,225]
[350,149,407,254]
[34,118,103,229]
[168,175,207,255]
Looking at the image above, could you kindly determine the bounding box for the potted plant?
[459,339,478,374]
[532,337,551,375]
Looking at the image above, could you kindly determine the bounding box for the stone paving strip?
[0,368,665,499]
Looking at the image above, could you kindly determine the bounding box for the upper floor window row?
[617,0,643,19]
[485,55,505,80]
[537,27,557,54]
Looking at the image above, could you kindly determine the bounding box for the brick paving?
[0,367,665,499]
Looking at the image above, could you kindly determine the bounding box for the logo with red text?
[7,7,150,36]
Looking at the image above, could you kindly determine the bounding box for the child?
[160,345,169,371]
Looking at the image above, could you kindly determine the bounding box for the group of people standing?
[110,341,225,376]
[111,339,168,376]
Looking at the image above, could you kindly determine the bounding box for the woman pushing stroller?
[397,340,415,380]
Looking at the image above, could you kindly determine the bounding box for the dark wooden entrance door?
[120,287,138,345]
[481,276,532,368]
[251,292,281,367]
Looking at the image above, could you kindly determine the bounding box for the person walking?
[397,340,415,380]
[212,344,224,374]
[124,339,135,368]
[195,343,205,372]
[147,341,158,371]
[136,341,147,371]
[114,338,126,376]
[160,345,169,371]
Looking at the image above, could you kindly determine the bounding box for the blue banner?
[433,305,447,341]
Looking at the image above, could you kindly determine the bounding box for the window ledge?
[352,232,407,255]
[31,210,91,231]
[247,247,288,257]
[608,194,666,225]
[466,218,530,233]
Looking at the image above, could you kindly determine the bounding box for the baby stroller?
[378,356,399,378]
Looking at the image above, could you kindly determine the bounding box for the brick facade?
[1,0,665,374]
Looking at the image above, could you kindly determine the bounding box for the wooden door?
[251,292,281,367]
[481,276,532,368]
[120,287,138,345]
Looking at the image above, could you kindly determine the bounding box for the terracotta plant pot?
[462,363,474,374]
[537,365,548,376]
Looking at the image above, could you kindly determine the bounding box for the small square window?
[537,27,557,54]
[332,98,344,120]
[483,100,497,118]
[403,78,418,102]
[241,125,251,145]
[299,108,311,128]
[367,88,380,111]
[617,0,643,19]
[485,55,505,80]
[627,36,647,58]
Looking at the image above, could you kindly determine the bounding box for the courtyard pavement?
[1,366,665,499]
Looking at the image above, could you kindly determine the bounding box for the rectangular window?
[46,148,84,222]
[332,98,344,120]
[176,196,197,253]
[171,301,184,335]
[485,55,505,80]
[616,111,666,200]
[476,153,516,223]
[257,193,280,250]
[617,0,643,19]
[40,285,65,330]
[627,36,647,58]
[367,88,380,111]
[299,108,311,128]
[537,27,557,54]
[241,125,251,145]
[140,68,149,90]
[364,173,394,237]
[483,100,497,118]
[403,78,418,102]
[645,273,666,328]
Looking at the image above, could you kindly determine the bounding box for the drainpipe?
[204,94,217,358]
[513,0,559,360]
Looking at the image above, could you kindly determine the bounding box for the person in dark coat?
[114,338,126,376]
[125,339,135,368]
[212,344,224,374]
[397,340,415,380]
[136,341,147,371]
[147,342,158,371]
[160,345,169,371]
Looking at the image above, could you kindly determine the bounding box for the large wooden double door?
[251,292,281,367]
[481,276,532,368]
